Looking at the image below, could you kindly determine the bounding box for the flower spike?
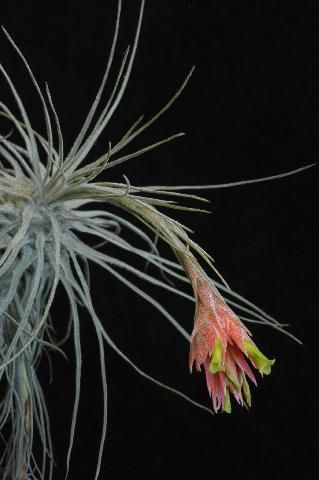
[184,257,275,413]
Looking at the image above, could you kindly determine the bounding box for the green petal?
[244,340,275,375]
[225,364,240,389]
[242,375,252,407]
[223,388,232,413]
[209,338,224,373]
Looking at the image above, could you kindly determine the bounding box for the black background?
[0,1,318,479]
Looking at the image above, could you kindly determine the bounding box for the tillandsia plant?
[0,1,314,479]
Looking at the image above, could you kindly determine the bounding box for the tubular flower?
[186,259,275,413]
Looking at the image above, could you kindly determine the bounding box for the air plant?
[0,1,313,479]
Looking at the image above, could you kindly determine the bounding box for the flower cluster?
[187,261,275,413]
